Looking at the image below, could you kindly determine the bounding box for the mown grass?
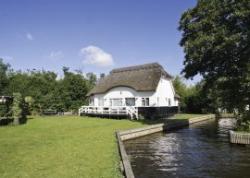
[0,114,208,178]
[0,116,146,178]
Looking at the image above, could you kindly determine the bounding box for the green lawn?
[0,114,208,178]
[0,116,145,178]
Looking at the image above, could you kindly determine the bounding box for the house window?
[142,98,149,106]
[111,98,123,106]
[125,98,135,106]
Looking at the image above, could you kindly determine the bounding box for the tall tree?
[173,76,213,113]
[0,61,95,114]
[0,59,10,95]
[86,72,97,89]
[12,93,26,125]
[173,76,187,99]
[179,0,250,118]
[60,68,89,111]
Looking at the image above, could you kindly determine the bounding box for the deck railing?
[78,106,138,119]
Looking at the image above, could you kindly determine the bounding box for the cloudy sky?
[0,0,198,82]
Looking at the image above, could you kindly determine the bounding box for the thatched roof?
[87,63,173,96]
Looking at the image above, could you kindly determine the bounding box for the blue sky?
[0,0,198,83]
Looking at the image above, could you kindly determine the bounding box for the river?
[124,118,250,178]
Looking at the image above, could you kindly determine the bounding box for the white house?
[79,63,180,119]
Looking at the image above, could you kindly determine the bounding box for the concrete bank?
[230,130,250,145]
[116,114,215,178]
[119,114,215,141]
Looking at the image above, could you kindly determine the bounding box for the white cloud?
[80,45,114,67]
[49,51,64,60]
[26,32,34,40]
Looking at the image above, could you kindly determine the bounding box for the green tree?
[25,96,35,115]
[173,76,204,113]
[0,61,94,114]
[12,93,26,125]
[179,0,250,118]
[86,72,97,89]
[173,76,187,98]
[0,59,10,95]
[60,68,89,111]
[173,76,188,111]
[7,70,59,114]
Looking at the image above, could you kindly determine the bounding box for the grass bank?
[0,116,145,178]
[0,114,209,178]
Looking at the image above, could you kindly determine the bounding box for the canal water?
[124,118,250,178]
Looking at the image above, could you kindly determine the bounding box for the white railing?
[78,106,138,119]
[126,106,138,119]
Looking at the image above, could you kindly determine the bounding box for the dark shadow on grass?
[0,118,14,126]
[0,116,28,126]
[19,117,27,124]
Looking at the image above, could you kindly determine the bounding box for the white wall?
[151,77,178,106]
[90,77,178,107]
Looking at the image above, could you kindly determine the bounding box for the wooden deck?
[78,106,139,119]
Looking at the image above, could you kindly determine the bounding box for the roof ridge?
[110,62,162,73]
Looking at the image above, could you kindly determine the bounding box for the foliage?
[0,97,11,117]
[173,76,213,113]
[0,59,10,95]
[86,72,97,87]
[12,93,26,125]
[24,96,35,115]
[236,120,250,132]
[172,76,189,99]
[179,0,250,118]
[0,105,9,117]
[0,116,146,178]
[12,93,23,120]
[236,112,250,132]
[59,68,90,111]
[0,59,97,114]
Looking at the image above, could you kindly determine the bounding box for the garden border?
[116,114,215,178]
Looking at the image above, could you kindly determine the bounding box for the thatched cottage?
[79,63,180,119]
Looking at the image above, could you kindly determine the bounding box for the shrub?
[12,93,27,125]
[236,121,250,132]
[236,111,250,132]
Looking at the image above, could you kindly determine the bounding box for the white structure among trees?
[79,63,180,119]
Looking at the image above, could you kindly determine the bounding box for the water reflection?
[125,118,250,178]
